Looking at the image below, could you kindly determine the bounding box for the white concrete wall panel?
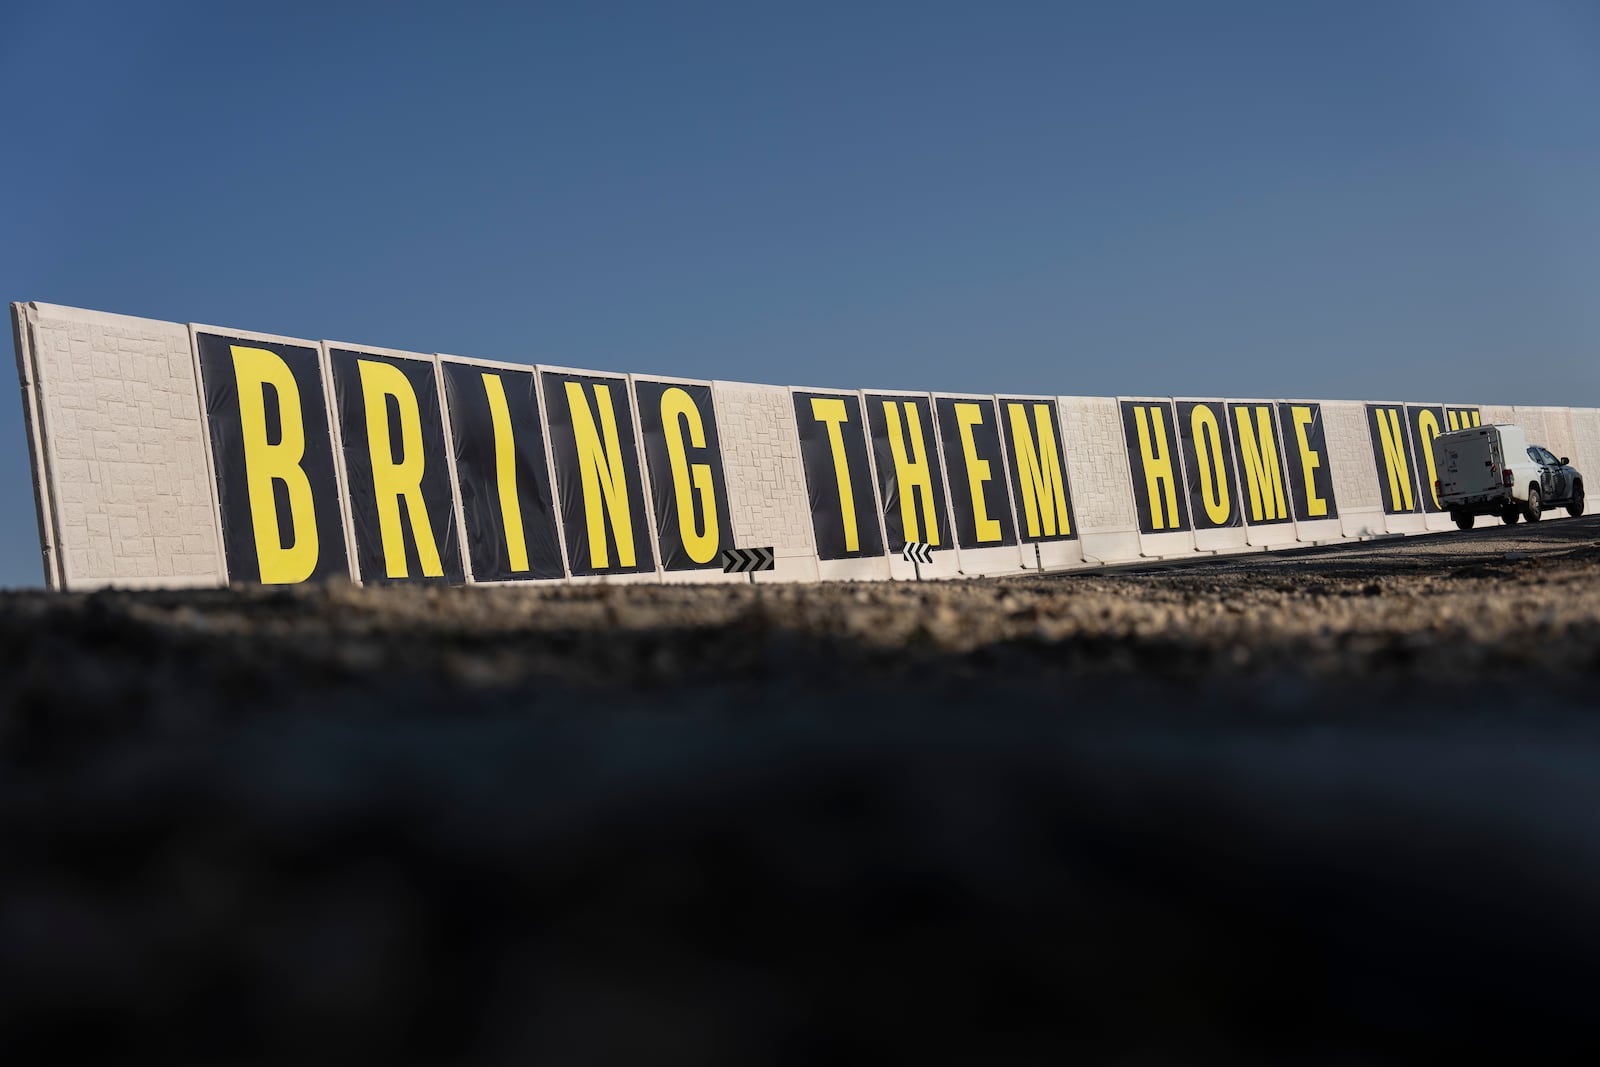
[435,352,569,585]
[707,379,819,583]
[931,392,1028,578]
[626,373,745,586]
[18,304,1600,590]
[537,364,662,586]
[13,303,224,590]
[1276,400,1346,545]
[861,390,965,581]
[1546,407,1577,466]
[1227,398,1299,548]
[1321,400,1389,539]
[1170,398,1252,557]
[992,393,1086,573]
[788,386,890,583]
[1568,408,1600,514]
[1364,400,1428,536]
[1514,406,1551,454]
[1057,396,1141,564]
[1117,396,1199,560]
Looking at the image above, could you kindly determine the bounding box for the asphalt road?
[3,516,1599,1064]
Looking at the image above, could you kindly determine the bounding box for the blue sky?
[3,2,1599,586]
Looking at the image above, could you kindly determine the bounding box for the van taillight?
[1504,469,1514,487]
[1435,479,1442,497]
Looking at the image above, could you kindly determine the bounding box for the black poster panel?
[792,391,885,560]
[1406,404,1448,512]
[329,349,464,584]
[195,332,349,585]
[539,371,656,576]
[1119,400,1191,534]
[1176,401,1242,530]
[1445,406,1483,432]
[864,393,952,550]
[996,397,1077,543]
[934,397,1017,548]
[634,379,735,571]
[1276,402,1341,522]
[1227,402,1294,526]
[1364,404,1421,515]
[440,361,564,582]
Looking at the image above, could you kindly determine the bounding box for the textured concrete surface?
[3,516,1600,1062]
[1321,398,1388,538]
[14,304,222,588]
[16,303,1600,591]
[1058,395,1141,563]
[712,380,817,579]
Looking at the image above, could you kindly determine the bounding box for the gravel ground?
[4,517,1600,1063]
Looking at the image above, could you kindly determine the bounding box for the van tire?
[1502,506,1520,525]
[1568,483,1585,518]
[1452,510,1474,530]
[1525,486,1542,523]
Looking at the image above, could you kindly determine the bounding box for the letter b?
[232,345,320,584]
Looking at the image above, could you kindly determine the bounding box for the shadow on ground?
[4,517,1600,1063]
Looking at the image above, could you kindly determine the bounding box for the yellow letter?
[1190,404,1231,525]
[883,400,940,545]
[661,388,718,564]
[810,398,859,552]
[1416,409,1442,508]
[953,403,1001,542]
[1006,403,1070,538]
[1234,405,1288,522]
[232,346,319,584]
[565,381,636,569]
[1375,408,1414,512]
[1133,405,1180,530]
[1290,406,1328,517]
[359,360,443,578]
[482,374,528,573]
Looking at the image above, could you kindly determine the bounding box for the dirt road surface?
[4,517,1600,1063]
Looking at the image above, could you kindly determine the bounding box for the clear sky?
[3,2,1599,586]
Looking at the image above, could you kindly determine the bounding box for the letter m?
[1007,403,1070,538]
[1234,405,1287,522]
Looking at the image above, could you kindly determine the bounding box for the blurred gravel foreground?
[5,519,1600,1064]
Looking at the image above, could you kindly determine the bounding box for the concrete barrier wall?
[14,304,224,589]
[994,394,1086,572]
[1226,398,1299,549]
[1169,397,1252,556]
[1276,400,1344,545]
[712,380,819,582]
[12,301,1597,590]
[1116,396,1198,560]
[1570,408,1600,515]
[789,385,891,581]
[931,391,1029,578]
[1321,400,1389,540]
[1057,396,1142,564]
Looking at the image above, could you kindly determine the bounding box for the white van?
[1432,424,1584,528]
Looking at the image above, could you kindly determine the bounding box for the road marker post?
[721,546,776,584]
[901,542,934,581]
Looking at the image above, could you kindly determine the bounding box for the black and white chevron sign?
[901,542,934,565]
[721,546,775,574]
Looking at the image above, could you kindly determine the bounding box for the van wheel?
[1568,484,1585,518]
[1525,486,1542,522]
[1453,510,1474,530]
[1502,506,1520,525]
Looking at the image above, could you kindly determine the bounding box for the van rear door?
[1435,427,1502,499]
